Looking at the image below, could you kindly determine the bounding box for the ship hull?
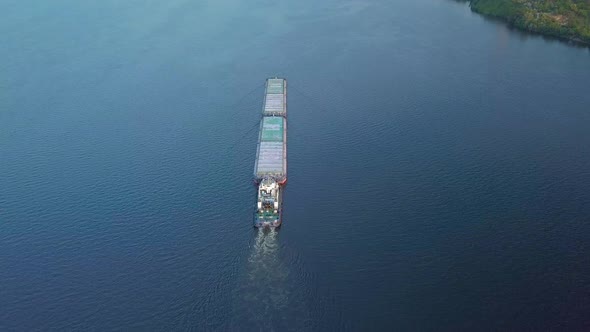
[253,78,287,228]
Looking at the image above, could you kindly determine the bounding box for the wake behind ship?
[253,78,287,228]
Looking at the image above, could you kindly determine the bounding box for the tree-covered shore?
[464,0,590,45]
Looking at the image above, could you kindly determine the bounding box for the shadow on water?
[229,228,312,331]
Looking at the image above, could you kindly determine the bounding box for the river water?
[2,0,590,330]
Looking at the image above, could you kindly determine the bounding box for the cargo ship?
[253,78,287,228]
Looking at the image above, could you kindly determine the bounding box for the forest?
[468,0,590,44]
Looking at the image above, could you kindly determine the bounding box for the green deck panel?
[260,117,284,142]
[257,212,279,221]
[266,79,284,94]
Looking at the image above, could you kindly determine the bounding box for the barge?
[253,78,287,228]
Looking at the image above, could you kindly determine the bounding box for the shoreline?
[458,0,590,47]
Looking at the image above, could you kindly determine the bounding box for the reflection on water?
[231,228,311,331]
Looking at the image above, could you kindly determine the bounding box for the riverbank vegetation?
[467,0,590,44]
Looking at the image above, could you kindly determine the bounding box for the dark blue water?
[2,0,590,330]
